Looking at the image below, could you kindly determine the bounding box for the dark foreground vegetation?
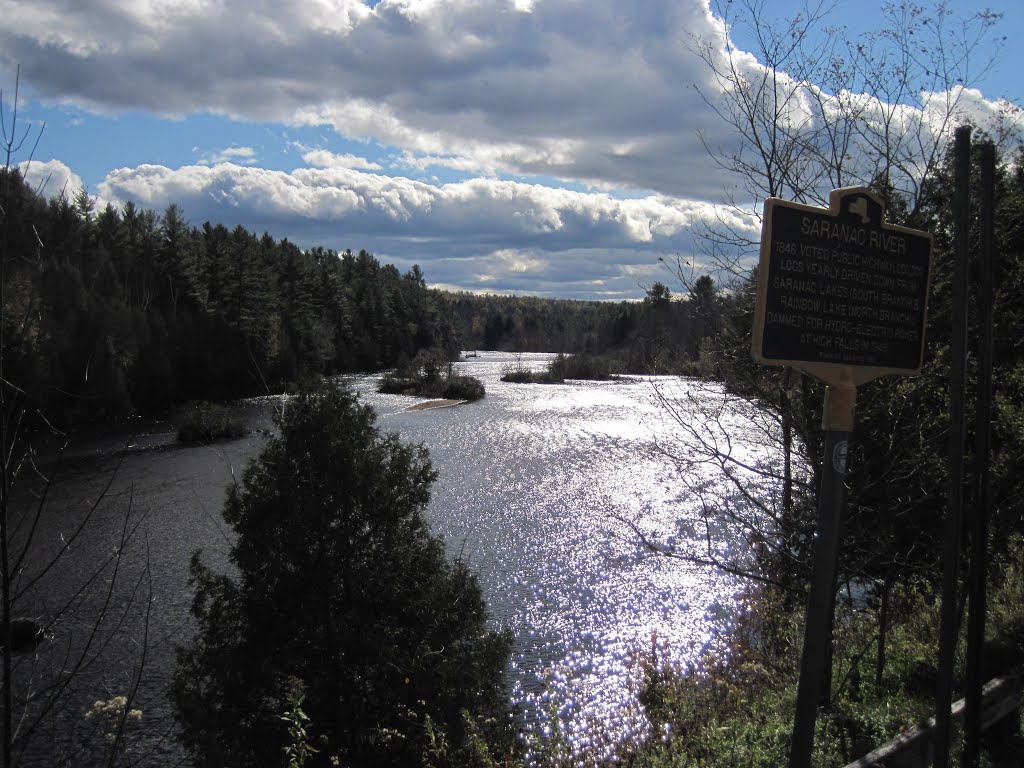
[176,401,247,444]
[172,380,517,767]
[622,541,1024,767]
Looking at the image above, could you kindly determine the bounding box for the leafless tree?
[685,0,1013,265]
[1,67,153,767]
[632,0,1014,600]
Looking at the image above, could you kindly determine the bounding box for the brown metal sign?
[752,187,932,387]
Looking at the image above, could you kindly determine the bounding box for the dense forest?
[0,164,729,427]
[0,167,459,425]
[442,276,726,372]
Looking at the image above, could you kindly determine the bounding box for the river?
[9,352,780,765]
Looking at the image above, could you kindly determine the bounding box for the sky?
[2,0,1021,301]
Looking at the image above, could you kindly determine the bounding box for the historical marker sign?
[753,188,935,768]
[753,187,932,386]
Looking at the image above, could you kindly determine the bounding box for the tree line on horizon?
[1,167,461,425]
[1,165,728,427]
[442,275,728,373]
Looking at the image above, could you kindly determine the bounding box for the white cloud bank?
[2,0,733,198]
[3,0,1019,298]
[97,160,758,298]
[18,159,84,200]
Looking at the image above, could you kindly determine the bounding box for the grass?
[616,546,1024,768]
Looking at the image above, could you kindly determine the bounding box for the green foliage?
[280,681,318,768]
[379,348,486,401]
[416,709,498,768]
[0,167,459,424]
[626,589,932,767]
[625,535,1024,767]
[628,640,792,766]
[985,535,1024,671]
[500,353,617,384]
[440,290,718,374]
[176,401,247,444]
[171,380,515,767]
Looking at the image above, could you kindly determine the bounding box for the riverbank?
[624,540,1024,767]
[11,355,748,764]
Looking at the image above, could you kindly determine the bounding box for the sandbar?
[403,399,466,412]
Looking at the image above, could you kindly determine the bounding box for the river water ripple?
[11,352,778,765]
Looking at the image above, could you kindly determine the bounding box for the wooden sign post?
[751,187,932,768]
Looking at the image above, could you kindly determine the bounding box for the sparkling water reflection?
[14,351,779,764]
[347,352,773,759]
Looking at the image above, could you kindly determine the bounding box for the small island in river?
[379,348,486,402]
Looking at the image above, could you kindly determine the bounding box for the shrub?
[177,401,246,444]
[500,354,618,384]
[380,352,486,402]
[623,582,944,767]
[443,375,486,401]
[547,353,616,381]
[500,356,537,383]
[377,373,419,395]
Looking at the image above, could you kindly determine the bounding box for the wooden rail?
[843,668,1022,768]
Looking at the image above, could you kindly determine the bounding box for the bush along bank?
[176,401,248,444]
[620,536,1024,767]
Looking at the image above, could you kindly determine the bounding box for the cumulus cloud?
[8,1,1014,198]
[2,0,736,198]
[18,158,84,199]
[5,0,1017,298]
[95,160,757,298]
[97,161,746,244]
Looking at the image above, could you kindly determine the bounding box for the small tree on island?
[171,380,515,767]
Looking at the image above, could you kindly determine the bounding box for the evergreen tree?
[0,167,473,418]
[171,380,515,767]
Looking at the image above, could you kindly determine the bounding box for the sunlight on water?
[17,351,783,765]
[350,352,784,761]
